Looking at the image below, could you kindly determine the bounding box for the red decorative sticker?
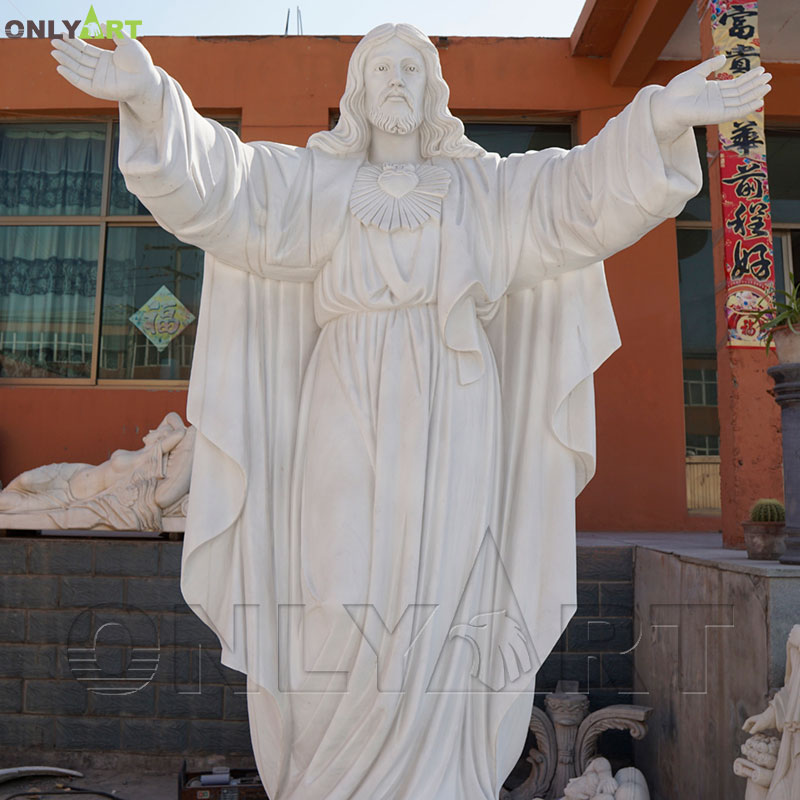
[708,0,775,347]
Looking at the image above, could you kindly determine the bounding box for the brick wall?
[0,536,251,757]
[537,544,636,709]
[0,537,634,757]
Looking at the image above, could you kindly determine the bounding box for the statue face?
[142,428,163,447]
[142,420,177,447]
[363,36,426,136]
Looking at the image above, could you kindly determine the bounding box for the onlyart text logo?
[4,5,141,40]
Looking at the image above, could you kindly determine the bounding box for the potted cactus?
[743,499,787,560]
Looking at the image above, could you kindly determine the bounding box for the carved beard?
[368,95,422,135]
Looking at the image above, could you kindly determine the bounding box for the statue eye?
[406,65,418,73]
[377,64,388,72]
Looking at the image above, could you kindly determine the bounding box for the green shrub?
[752,276,800,350]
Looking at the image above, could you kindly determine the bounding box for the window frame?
[676,124,800,291]
[676,220,799,287]
[457,113,576,156]
[328,108,577,150]
[0,115,237,388]
[3,113,571,388]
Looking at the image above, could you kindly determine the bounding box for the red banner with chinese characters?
[708,1,775,347]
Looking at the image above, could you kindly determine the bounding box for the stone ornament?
[545,691,592,796]
[0,413,194,532]
[51,20,770,800]
[547,757,649,800]
[502,682,651,799]
[735,624,800,799]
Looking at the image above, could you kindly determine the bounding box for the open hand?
[51,29,160,105]
[651,54,771,143]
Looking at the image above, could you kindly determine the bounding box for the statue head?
[142,412,186,447]
[308,23,484,159]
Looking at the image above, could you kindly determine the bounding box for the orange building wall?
[1,35,797,531]
[0,388,188,474]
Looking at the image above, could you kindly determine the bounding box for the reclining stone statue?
[0,412,194,531]
[49,22,770,800]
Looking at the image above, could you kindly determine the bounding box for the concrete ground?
[0,751,263,800]
[0,767,176,800]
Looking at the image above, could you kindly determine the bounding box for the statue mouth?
[383,92,411,107]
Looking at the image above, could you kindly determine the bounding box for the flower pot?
[772,326,800,364]
[742,521,787,560]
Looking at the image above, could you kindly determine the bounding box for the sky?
[0,0,586,38]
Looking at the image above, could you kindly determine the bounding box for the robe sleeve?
[118,68,318,280]
[500,85,702,293]
[770,683,792,731]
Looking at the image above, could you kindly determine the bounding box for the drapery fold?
[117,70,701,798]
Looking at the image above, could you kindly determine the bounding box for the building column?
[768,364,800,564]
[697,0,783,547]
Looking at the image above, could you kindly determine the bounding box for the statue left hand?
[650,54,771,143]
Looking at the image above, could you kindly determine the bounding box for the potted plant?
[743,499,786,560]
[753,278,800,363]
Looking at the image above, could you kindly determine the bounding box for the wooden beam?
[571,0,638,57]
[609,0,694,86]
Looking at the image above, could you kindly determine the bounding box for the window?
[677,228,721,467]
[0,119,237,383]
[462,122,573,155]
[684,367,718,408]
[326,112,575,155]
[678,129,799,288]
[2,117,568,383]
[677,128,800,511]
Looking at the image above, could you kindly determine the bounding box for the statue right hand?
[51,31,161,106]
[743,706,776,733]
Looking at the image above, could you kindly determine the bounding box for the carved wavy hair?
[307,23,484,159]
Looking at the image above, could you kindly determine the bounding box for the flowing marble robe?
[118,69,701,800]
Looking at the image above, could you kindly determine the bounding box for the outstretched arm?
[50,34,315,275]
[505,57,771,291]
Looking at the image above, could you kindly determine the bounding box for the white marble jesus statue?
[52,23,769,800]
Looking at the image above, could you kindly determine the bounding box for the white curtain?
[0,124,105,216]
[0,225,98,378]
